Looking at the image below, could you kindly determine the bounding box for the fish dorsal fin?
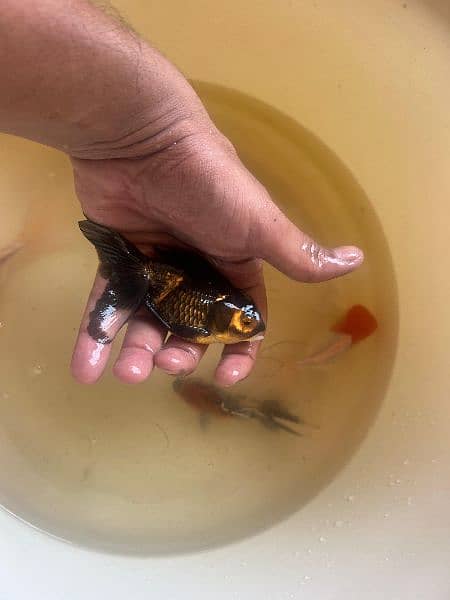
[153,246,228,286]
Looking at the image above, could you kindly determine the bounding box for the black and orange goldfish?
[79,219,265,345]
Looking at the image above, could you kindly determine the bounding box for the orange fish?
[172,377,232,419]
[298,304,378,366]
[331,304,378,343]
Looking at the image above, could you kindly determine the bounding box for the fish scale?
[159,286,212,328]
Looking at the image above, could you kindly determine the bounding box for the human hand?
[0,0,363,386]
[70,96,363,387]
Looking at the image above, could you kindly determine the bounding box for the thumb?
[253,194,364,283]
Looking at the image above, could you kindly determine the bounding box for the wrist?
[1,0,212,160]
[69,85,213,162]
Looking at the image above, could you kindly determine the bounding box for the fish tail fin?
[79,219,150,310]
[79,220,147,273]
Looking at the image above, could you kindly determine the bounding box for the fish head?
[210,297,266,344]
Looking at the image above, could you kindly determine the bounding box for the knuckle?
[300,239,332,282]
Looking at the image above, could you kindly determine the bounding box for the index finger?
[211,258,267,386]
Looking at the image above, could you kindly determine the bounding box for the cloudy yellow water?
[0,82,397,554]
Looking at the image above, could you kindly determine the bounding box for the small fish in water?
[260,304,378,372]
[172,377,233,420]
[173,377,302,436]
[298,304,378,366]
[79,220,265,345]
[332,303,378,343]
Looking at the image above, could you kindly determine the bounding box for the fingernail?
[332,246,364,267]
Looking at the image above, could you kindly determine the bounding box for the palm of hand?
[70,133,268,387]
[70,130,362,387]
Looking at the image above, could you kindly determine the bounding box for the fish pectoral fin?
[266,418,302,437]
[259,399,301,424]
[144,301,172,330]
[226,406,261,419]
[231,403,303,437]
[254,409,302,436]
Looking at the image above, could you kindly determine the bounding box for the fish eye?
[242,308,259,324]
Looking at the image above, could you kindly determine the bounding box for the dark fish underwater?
[173,377,303,437]
[79,219,265,345]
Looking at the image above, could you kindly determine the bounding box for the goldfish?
[79,220,265,345]
[173,377,302,436]
[331,303,378,343]
[259,304,378,372]
[297,304,378,365]
[172,377,233,419]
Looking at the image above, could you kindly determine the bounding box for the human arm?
[0,0,363,385]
